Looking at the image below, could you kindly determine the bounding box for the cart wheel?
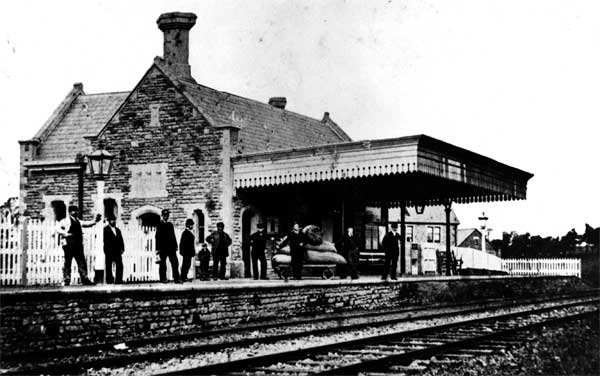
[281,269,291,280]
[322,268,334,280]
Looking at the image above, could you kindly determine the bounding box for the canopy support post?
[400,201,406,275]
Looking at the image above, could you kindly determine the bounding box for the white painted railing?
[0,217,184,286]
[501,258,581,278]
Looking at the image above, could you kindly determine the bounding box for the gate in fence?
[0,217,183,286]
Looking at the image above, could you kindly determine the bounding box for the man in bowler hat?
[103,217,125,284]
[250,222,269,280]
[155,209,181,283]
[381,223,401,281]
[179,218,196,282]
[206,222,232,280]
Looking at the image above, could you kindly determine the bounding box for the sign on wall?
[128,163,168,198]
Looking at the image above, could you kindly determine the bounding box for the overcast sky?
[1,0,598,238]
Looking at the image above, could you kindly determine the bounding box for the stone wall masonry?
[0,276,589,355]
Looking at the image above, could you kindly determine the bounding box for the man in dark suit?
[381,223,401,281]
[103,217,125,284]
[206,222,232,280]
[278,222,305,280]
[155,209,181,283]
[250,222,269,280]
[55,205,101,286]
[336,226,360,280]
[179,218,196,282]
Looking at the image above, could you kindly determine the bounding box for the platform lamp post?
[410,203,425,276]
[478,212,489,254]
[86,147,114,284]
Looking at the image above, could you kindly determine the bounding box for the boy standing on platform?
[179,218,196,282]
[155,209,181,283]
[197,243,211,280]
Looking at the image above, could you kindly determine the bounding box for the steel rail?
[317,309,599,375]
[158,299,599,375]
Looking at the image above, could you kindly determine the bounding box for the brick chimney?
[268,97,287,109]
[157,12,197,79]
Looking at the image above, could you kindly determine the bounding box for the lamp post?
[86,147,114,283]
[478,212,488,253]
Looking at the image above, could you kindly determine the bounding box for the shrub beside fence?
[501,258,581,278]
[0,217,182,286]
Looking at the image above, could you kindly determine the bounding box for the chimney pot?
[268,97,287,109]
[157,12,197,78]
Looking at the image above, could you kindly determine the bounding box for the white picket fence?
[0,217,185,286]
[501,258,581,278]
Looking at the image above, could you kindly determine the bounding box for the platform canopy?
[232,134,533,207]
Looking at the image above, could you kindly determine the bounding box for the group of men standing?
[56,207,235,285]
[57,205,405,285]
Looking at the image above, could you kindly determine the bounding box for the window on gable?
[194,209,205,244]
[149,104,161,127]
[51,200,67,221]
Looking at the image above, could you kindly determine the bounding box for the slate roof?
[177,79,351,154]
[32,61,351,161]
[36,92,128,161]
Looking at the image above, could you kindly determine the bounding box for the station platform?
[0,275,590,355]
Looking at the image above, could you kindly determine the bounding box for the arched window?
[139,212,160,227]
[51,200,67,221]
[194,209,205,244]
[103,198,118,220]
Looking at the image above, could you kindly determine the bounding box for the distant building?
[457,228,495,256]
[362,205,460,271]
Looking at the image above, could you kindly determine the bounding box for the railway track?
[163,301,599,375]
[2,291,598,375]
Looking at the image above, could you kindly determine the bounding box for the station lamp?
[87,148,114,179]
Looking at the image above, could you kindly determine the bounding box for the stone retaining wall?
[0,276,589,355]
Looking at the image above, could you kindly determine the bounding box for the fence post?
[20,217,29,286]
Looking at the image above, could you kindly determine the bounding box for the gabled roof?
[29,59,351,162]
[35,91,128,161]
[457,228,493,248]
[457,228,478,245]
[176,78,351,154]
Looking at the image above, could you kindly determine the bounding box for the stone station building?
[18,12,533,277]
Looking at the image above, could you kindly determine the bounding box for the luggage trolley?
[271,257,336,280]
